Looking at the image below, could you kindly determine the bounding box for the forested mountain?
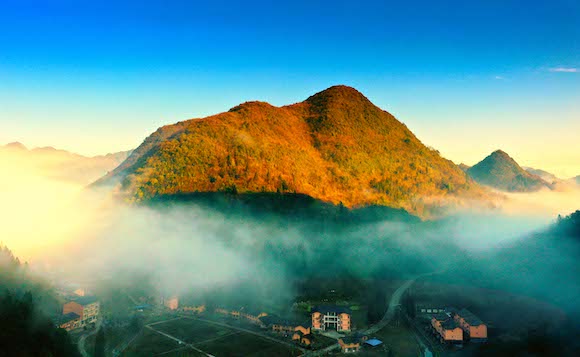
[467,150,549,192]
[0,245,79,357]
[96,85,490,218]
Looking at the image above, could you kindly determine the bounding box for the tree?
[94,327,105,357]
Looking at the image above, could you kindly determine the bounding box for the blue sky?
[1,0,579,176]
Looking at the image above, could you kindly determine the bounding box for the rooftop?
[365,338,383,347]
[259,315,295,327]
[458,308,484,326]
[312,305,351,314]
[432,312,452,321]
[340,332,367,345]
[432,313,460,330]
[72,295,98,306]
[60,312,80,324]
[240,307,267,316]
[441,319,460,330]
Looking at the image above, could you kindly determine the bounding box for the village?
[54,278,490,357]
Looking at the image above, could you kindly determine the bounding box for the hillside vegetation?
[0,245,80,356]
[467,150,549,192]
[98,85,490,218]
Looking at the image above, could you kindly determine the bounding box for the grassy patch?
[154,318,233,344]
[372,325,421,357]
[122,328,181,356]
[196,332,301,357]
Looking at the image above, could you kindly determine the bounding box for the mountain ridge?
[97,85,491,218]
[1,143,133,185]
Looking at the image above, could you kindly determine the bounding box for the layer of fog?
[1,149,578,319]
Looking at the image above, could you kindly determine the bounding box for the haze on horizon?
[1,0,579,178]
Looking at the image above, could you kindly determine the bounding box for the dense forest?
[97,85,491,218]
[466,150,549,192]
[0,245,79,357]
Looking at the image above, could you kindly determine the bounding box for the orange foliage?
[102,86,490,218]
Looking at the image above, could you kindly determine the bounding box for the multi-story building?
[311,306,351,332]
[163,296,179,310]
[62,296,99,327]
[59,312,81,331]
[431,312,463,344]
[215,306,267,325]
[453,309,487,342]
[182,304,206,314]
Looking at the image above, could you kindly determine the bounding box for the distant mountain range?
[1,142,132,185]
[461,148,579,192]
[522,166,559,183]
[96,85,491,218]
[466,150,549,192]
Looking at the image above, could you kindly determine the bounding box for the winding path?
[306,271,443,356]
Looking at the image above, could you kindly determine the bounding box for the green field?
[159,351,206,357]
[154,318,235,344]
[122,328,182,356]
[122,317,301,356]
[372,325,422,357]
[196,332,301,357]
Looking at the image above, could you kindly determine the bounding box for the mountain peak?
[3,142,27,151]
[306,85,370,105]
[467,150,548,192]
[229,100,275,113]
[491,149,509,157]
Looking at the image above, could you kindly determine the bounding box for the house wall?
[164,297,179,310]
[339,340,360,353]
[432,318,463,342]
[183,305,206,313]
[338,313,351,331]
[312,311,351,332]
[60,318,81,331]
[295,326,310,335]
[444,328,463,341]
[468,324,487,339]
[273,324,294,333]
[242,312,267,324]
[454,315,487,339]
[312,312,322,330]
[83,302,99,324]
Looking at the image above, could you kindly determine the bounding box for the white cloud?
[494,75,505,80]
[548,67,578,73]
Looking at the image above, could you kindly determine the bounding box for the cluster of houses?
[338,334,383,353]
[205,304,383,353]
[428,307,487,344]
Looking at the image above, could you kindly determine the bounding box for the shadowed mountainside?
[96,85,491,218]
[467,150,549,192]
